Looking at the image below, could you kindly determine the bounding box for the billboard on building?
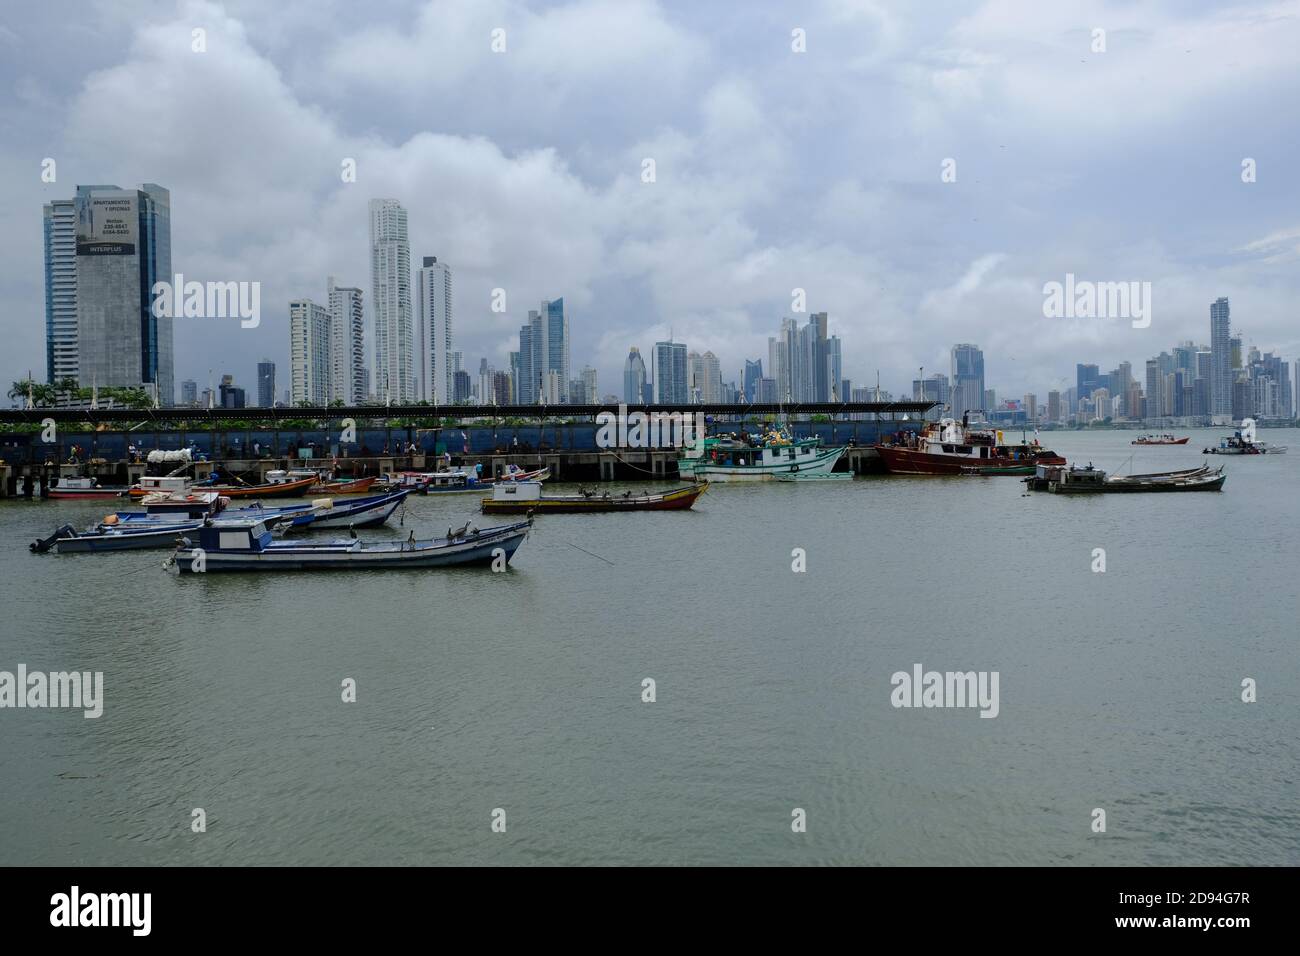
[76,191,138,256]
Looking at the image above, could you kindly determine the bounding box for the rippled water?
[1,427,1297,865]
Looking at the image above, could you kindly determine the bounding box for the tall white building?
[42,198,78,384]
[369,199,413,403]
[415,256,453,405]
[290,299,332,405]
[688,350,722,403]
[327,276,365,404]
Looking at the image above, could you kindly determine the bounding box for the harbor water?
[1,427,1297,865]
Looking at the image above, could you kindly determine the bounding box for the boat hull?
[295,490,409,529]
[873,444,1065,476]
[47,522,203,553]
[684,447,846,482]
[481,484,706,514]
[313,476,378,494]
[172,524,529,571]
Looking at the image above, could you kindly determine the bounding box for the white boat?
[680,434,847,482]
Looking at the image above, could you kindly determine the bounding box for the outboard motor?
[30,524,76,554]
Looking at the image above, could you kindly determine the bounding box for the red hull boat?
[874,417,1066,476]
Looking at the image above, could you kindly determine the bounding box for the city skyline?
[6,2,1300,409]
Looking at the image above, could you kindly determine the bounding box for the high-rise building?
[181,379,198,406]
[219,374,246,409]
[415,256,453,404]
[1023,393,1038,422]
[42,197,78,384]
[327,277,365,405]
[742,359,763,403]
[580,366,598,405]
[516,300,569,404]
[688,351,722,403]
[653,340,688,404]
[1047,391,1061,422]
[1210,297,1233,420]
[290,299,332,405]
[256,359,276,408]
[951,344,985,415]
[46,183,173,402]
[369,199,412,402]
[453,369,472,403]
[1076,364,1099,400]
[623,347,647,403]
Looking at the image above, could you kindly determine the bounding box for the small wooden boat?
[47,477,129,499]
[1132,434,1189,445]
[482,465,550,484]
[168,516,531,572]
[199,475,319,498]
[481,481,707,514]
[313,475,377,494]
[1024,463,1226,493]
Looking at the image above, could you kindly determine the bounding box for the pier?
[0,401,935,496]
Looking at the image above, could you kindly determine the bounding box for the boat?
[1204,432,1287,455]
[128,489,410,530]
[481,481,707,514]
[1024,462,1226,493]
[47,477,130,499]
[678,428,847,482]
[168,516,532,572]
[1132,434,1189,445]
[313,475,378,494]
[482,465,550,484]
[874,416,1066,476]
[31,518,206,553]
[196,474,319,498]
[126,475,197,500]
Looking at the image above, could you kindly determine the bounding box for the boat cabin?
[196,520,274,552]
[491,481,542,502]
[143,490,224,517]
[137,475,193,496]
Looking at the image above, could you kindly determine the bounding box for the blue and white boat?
[169,516,531,572]
[259,490,410,530]
[31,519,205,554]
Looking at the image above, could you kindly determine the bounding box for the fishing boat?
[1024,462,1226,493]
[168,516,531,572]
[482,465,550,484]
[197,474,319,498]
[678,428,846,482]
[874,416,1065,476]
[47,477,130,499]
[126,489,410,530]
[126,475,196,500]
[313,475,377,494]
[31,517,206,553]
[1203,421,1287,455]
[481,481,707,514]
[1132,434,1189,445]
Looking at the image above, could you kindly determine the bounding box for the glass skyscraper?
[950,343,984,416]
[369,199,412,403]
[44,183,173,402]
[1210,297,1233,419]
[653,340,688,404]
[623,346,647,403]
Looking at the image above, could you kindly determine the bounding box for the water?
[2,427,1297,866]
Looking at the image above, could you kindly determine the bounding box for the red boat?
[1132,434,1189,445]
[313,475,378,494]
[874,418,1066,476]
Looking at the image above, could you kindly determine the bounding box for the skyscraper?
[289,299,331,405]
[517,299,569,404]
[257,359,276,408]
[46,183,174,402]
[369,199,412,402]
[688,351,722,403]
[951,344,985,415]
[415,256,453,405]
[623,347,647,403]
[181,379,198,406]
[742,359,763,403]
[653,340,688,404]
[1210,297,1233,420]
[327,277,365,405]
[1076,364,1099,400]
[42,197,77,384]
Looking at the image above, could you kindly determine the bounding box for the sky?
[2,0,1298,403]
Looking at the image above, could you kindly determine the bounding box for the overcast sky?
[2,0,1298,402]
